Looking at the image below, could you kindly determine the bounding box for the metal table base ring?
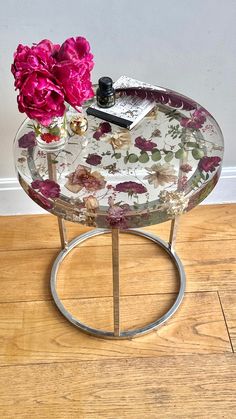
[50,228,186,340]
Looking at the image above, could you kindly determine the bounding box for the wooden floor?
[0,204,236,418]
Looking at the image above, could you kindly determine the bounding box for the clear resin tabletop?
[14,85,224,229]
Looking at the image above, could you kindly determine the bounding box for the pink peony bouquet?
[11,37,94,126]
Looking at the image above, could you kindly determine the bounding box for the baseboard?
[0,178,47,215]
[0,167,235,215]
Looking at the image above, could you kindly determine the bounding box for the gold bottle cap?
[70,116,88,135]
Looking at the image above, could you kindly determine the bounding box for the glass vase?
[33,115,68,151]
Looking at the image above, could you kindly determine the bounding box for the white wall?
[1,0,236,212]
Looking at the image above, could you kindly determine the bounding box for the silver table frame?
[50,217,186,340]
[48,152,185,339]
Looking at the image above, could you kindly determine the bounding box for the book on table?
[86,76,160,129]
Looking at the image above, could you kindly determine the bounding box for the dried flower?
[103,130,131,150]
[41,133,60,143]
[18,157,26,163]
[28,187,53,210]
[180,163,192,173]
[115,181,147,196]
[178,175,188,191]
[198,156,221,172]
[18,131,36,148]
[180,108,207,130]
[65,165,106,193]
[93,122,112,140]
[159,190,189,216]
[151,128,161,137]
[106,201,130,229]
[85,154,102,166]
[135,136,157,151]
[31,179,60,198]
[144,163,177,188]
[146,106,158,119]
[83,195,99,211]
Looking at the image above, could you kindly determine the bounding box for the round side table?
[14,83,224,339]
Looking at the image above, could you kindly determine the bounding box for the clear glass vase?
[33,115,68,151]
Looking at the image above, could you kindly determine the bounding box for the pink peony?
[198,156,221,172]
[17,72,65,126]
[12,36,94,122]
[53,61,93,108]
[57,36,94,71]
[37,39,60,56]
[31,179,60,198]
[11,39,59,89]
[53,36,94,108]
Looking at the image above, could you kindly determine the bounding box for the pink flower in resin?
[178,175,188,191]
[135,136,157,151]
[106,206,127,229]
[28,188,53,210]
[65,165,106,193]
[41,133,60,143]
[198,156,221,172]
[31,179,60,198]
[93,122,112,140]
[180,109,207,130]
[18,131,36,148]
[17,72,65,126]
[115,181,147,196]
[180,163,192,173]
[85,154,102,166]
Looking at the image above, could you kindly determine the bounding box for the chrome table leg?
[47,152,68,250]
[57,217,68,250]
[112,228,120,337]
[169,216,180,252]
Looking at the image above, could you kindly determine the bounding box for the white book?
[86,76,161,130]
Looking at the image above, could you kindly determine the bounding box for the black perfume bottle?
[96,77,115,108]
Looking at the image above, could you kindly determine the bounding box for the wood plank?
[0,204,235,418]
[0,292,231,367]
[1,204,235,251]
[0,354,236,418]
[0,239,235,302]
[219,291,236,351]
[57,238,236,297]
